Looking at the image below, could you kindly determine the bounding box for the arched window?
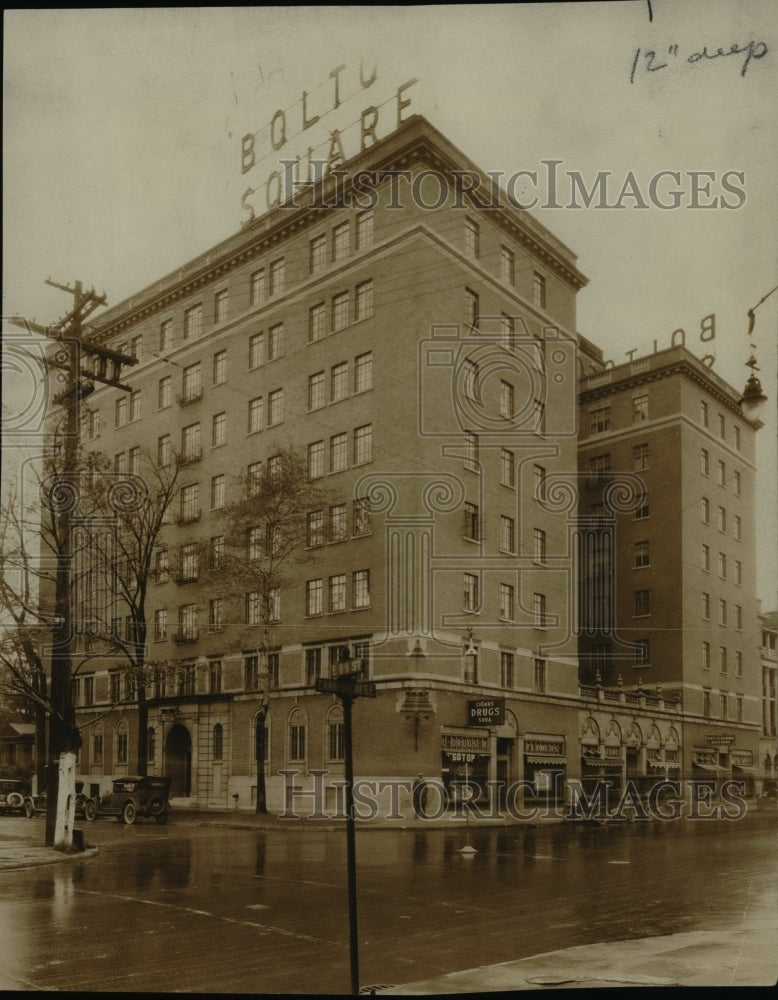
[116,719,129,766]
[147,727,156,763]
[326,705,344,761]
[213,723,223,761]
[289,708,306,762]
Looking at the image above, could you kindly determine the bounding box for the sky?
[3,3,777,605]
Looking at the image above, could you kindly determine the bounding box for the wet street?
[1,812,776,993]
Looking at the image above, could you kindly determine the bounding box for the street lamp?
[739,287,776,421]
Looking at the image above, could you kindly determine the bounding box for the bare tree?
[201,449,331,812]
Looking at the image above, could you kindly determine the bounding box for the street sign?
[315,677,376,698]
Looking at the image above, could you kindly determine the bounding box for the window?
[633,443,649,471]
[214,289,228,323]
[182,422,201,462]
[158,376,172,410]
[330,432,348,473]
[155,548,169,583]
[703,689,712,717]
[589,453,611,482]
[160,319,173,353]
[249,332,265,369]
[734,470,741,496]
[209,600,223,632]
[309,302,326,342]
[500,313,515,350]
[130,334,143,362]
[355,280,373,320]
[500,448,515,487]
[717,460,726,487]
[267,454,282,483]
[247,461,262,497]
[700,399,709,426]
[308,441,325,479]
[332,291,349,332]
[701,592,710,619]
[500,245,514,284]
[590,406,610,433]
[736,605,742,631]
[534,464,546,501]
[310,233,327,274]
[353,498,371,537]
[736,650,743,676]
[720,646,728,673]
[701,448,709,476]
[464,358,479,400]
[533,592,547,627]
[465,288,479,329]
[633,394,648,421]
[268,323,284,360]
[182,362,202,402]
[718,413,725,439]
[356,210,373,249]
[718,506,726,533]
[500,650,515,687]
[289,708,306,761]
[332,221,349,261]
[735,559,742,584]
[211,474,225,510]
[246,591,261,627]
[250,268,265,306]
[212,412,226,448]
[702,641,710,670]
[248,397,264,433]
[533,658,546,694]
[635,539,650,567]
[354,424,372,465]
[719,599,727,625]
[308,371,325,411]
[179,542,198,583]
[464,431,479,471]
[212,721,223,757]
[734,515,741,541]
[464,218,479,258]
[307,510,324,548]
[500,583,514,621]
[184,304,203,340]
[247,525,263,560]
[329,504,347,542]
[331,361,349,401]
[115,396,128,428]
[306,579,323,617]
[354,351,373,392]
[268,388,283,426]
[179,483,200,522]
[500,515,515,553]
[720,692,728,718]
[736,695,743,722]
[327,707,345,760]
[244,654,259,691]
[634,589,650,616]
[147,728,157,763]
[178,603,197,641]
[500,380,515,419]
[353,569,370,608]
[734,425,741,450]
[533,272,546,309]
[635,493,650,519]
[116,721,128,765]
[634,639,650,665]
[210,535,224,570]
[127,446,139,475]
[463,502,480,540]
[464,573,480,612]
[269,257,285,296]
[533,528,546,563]
[702,543,710,571]
[719,552,727,579]
[154,609,167,641]
[329,574,346,612]
[213,350,227,385]
[268,652,280,690]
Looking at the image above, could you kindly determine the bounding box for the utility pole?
[13,279,136,849]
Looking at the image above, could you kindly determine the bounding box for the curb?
[0,845,99,872]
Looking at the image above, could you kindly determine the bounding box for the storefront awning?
[526,755,567,766]
[692,762,729,772]
[732,764,759,773]
[648,760,681,769]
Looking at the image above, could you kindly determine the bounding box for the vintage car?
[84,776,172,825]
[0,779,30,816]
[22,781,90,819]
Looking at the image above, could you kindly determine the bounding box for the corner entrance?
[165,724,192,797]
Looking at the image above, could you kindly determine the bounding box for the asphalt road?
[1,811,776,993]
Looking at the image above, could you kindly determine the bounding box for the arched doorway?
[165,724,192,797]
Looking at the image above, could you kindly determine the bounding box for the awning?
[732,764,760,773]
[692,762,729,772]
[647,760,681,769]
[525,755,567,766]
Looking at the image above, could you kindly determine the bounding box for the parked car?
[84,776,172,825]
[23,781,89,819]
[0,779,30,816]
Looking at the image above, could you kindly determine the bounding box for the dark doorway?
[165,724,192,797]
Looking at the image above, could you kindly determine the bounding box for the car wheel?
[84,800,97,822]
[7,792,24,809]
[122,801,137,825]
[147,794,165,816]
[23,798,34,819]
[154,810,169,825]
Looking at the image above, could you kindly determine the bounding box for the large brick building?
[63,116,764,813]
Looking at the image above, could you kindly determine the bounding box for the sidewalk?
[0,832,98,871]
